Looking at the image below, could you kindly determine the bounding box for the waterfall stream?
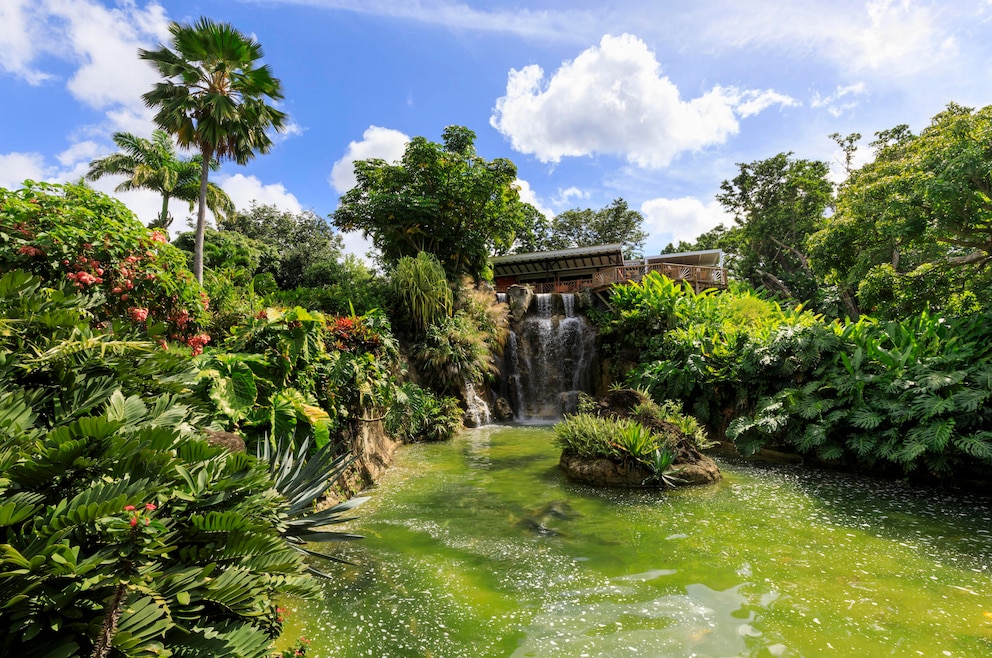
[501,292,596,419]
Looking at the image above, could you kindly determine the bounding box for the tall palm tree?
[139,18,286,283]
[86,130,234,233]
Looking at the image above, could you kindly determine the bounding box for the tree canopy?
[716,152,834,310]
[517,198,648,258]
[140,17,286,284]
[332,125,533,280]
[809,103,992,317]
[219,203,345,289]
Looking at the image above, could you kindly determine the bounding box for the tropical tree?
[333,125,532,279]
[85,130,233,232]
[140,17,286,283]
[535,198,649,258]
[809,103,992,318]
[716,152,836,311]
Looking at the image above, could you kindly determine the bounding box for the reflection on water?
[279,425,992,657]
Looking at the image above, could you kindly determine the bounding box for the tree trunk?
[159,193,170,230]
[194,151,211,284]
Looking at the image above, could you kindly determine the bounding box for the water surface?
[281,426,992,657]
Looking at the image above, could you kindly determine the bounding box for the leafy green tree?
[333,125,532,279]
[810,103,992,317]
[539,198,648,258]
[140,18,286,284]
[85,130,234,232]
[220,204,344,289]
[717,153,834,309]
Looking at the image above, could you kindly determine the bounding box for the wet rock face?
[493,397,514,421]
[506,285,534,324]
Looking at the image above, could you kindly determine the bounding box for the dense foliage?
[0,182,209,344]
[600,272,992,481]
[333,125,534,279]
[0,271,361,657]
[809,103,992,318]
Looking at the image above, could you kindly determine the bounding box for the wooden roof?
[491,244,625,278]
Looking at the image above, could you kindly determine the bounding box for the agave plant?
[641,445,686,488]
[256,431,368,574]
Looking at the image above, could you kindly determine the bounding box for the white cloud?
[553,186,589,208]
[734,89,800,118]
[640,196,731,253]
[0,1,52,84]
[514,178,554,218]
[219,173,304,214]
[257,0,601,42]
[338,230,377,262]
[0,153,48,189]
[811,82,867,117]
[56,140,102,167]
[699,0,959,78]
[491,34,790,169]
[329,125,410,194]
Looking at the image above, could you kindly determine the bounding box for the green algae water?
[280,426,992,657]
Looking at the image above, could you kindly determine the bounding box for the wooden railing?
[495,264,727,294]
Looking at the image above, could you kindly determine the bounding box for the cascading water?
[500,292,596,419]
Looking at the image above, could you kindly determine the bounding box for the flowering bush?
[0,181,208,342]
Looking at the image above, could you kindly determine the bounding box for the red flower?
[123,505,136,511]
[144,503,157,511]
[129,307,149,323]
[129,517,138,527]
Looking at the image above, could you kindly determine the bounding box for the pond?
[279,425,992,657]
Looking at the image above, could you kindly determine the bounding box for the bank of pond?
[278,425,992,657]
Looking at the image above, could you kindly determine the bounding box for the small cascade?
[501,292,597,419]
[462,380,491,428]
[496,292,507,304]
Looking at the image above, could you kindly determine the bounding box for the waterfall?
[501,292,596,419]
[462,380,491,428]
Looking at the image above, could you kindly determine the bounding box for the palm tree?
[86,130,234,233]
[140,17,286,283]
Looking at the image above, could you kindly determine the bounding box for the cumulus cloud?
[514,178,554,218]
[0,153,48,189]
[553,186,590,208]
[219,173,304,214]
[811,82,867,117]
[0,1,52,84]
[490,34,793,168]
[329,125,410,194]
[640,196,731,253]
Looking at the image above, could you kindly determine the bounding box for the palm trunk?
[194,151,211,284]
[159,193,170,230]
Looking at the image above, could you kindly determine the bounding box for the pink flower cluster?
[129,307,149,323]
[150,230,167,244]
[17,245,44,257]
[186,333,210,356]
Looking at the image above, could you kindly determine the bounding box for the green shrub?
[0,393,320,657]
[411,311,496,395]
[0,182,208,344]
[554,414,664,462]
[0,269,209,429]
[392,252,452,335]
[385,382,463,442]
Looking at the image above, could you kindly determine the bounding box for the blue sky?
[3,1,992,259]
